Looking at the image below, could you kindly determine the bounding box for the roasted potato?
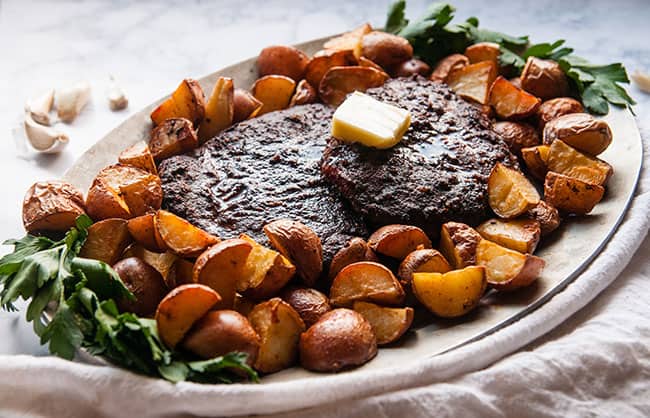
[492,121,540,155]
[193,238,253,309]
[464,42,500,65]
[328,237,379,280]
[248,298,306,373]
[181,310,260,366]
[198,77,234,143]
[114,257,167,317]
[122,244,178,287]
[150,78,205,127]
[489,76,541,120]
[22,180,86,233]
[233,88,263,122]
[305,49,357,91]
[412,266,487,318]
[544,172,605,215]
[299,308,377,372]
[476,239,545,290]
[281,286,331,327]
[237,234,295,300]
[358,56,387,73]
[233,294,256,317]
[323,23,372,58]
[439,222,483,269]
[330,261,405,307]
[546,139,613,186]
[392,58,431,77]
[79,218,132,265]
[397,249,451,286]
[289,80,318,107]
[360,31,413,70]
[126,213,161,252]
[154,210,219,257]
[155,283,221,349]
[488,163,540,219]
[367,224,432,259]
[118,141,157,175]
[353,301,413,346]
[536,97,584,130]
[257,45,309,81]
[169,257,194,287]
[543,113,613,156]
[430,53,469,82]
[319,66,389,107]
[446,61,497,104]
[525,201,561,236]
[520,57,569,100]
[476,218,541,254]
[521,145,550,181]
[263,219,323,286]
[149,118,199,162]
[252,75,296,115]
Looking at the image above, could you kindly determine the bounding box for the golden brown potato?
[126,213,161,252]
[330,261,405,307]
[521,145,550,181]
[299,308,377,372]
[536,97,584,130]
[476,218,541,254]
[114,257,167,317]
[446,61,498,104]
[464,42,500,65]
[248,298,306,373]
[289,80,318,107]
[263,219,323,286]
[476,239,545,290]
[319,66,389,107]
[439,222,483,269]
[79,218,132,265]
[489,76,542,120]
[525,201,561,236]
[367,224,432,259]
[358,56,386,73]
[118,141,158,175]
[393,58,431,77]
[257,45,310,81]
[150,78,205,127]
[328,237,379,280]
[237,234,296,300]
[233,88,263,123]
[149,118,199,162]
[181,310,260,366]
[281,286,331,327]
[543,113,613,156]
[154,210,219,257]
[546,139,613,186]
[430,53,469,82]
[521,57,569,100]
[353,301,413,345]
[169,257,194,287]
[305,49,357,91]
[360,31,413,70]
[193,238,253,309]
[544,172,605,215]
[122,244,178,287]
[412,266,487,318]
[492,121,540,155]
[22,180,86,233]
[155,283,221,349]
[397,249,451,286]
[488,163,540,219]
[251,75,296,115]
[198,77,234,143]
[323,23,372,58]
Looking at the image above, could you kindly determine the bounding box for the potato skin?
[492,121,541,155]
[397,249,451,286]
[361,31,413,70]
[536,97,584,130]
[149,118,199,162]
[233,88,263,123]
[328,237,379,280]
[439,222,483,269]
[281,286,331,327]
[299,308,377,372]
[79,218,132,265]
[521,57,569,100]
[114,257,168,317]
[118,142,158,175]
[22,180,86,233]
[526,201,561,236]
[543,113,612,156]
[544,172,604,215]
[393,58,431,78]
[257,45,309,81]
[430,54,469,82]
[290,80,318,107]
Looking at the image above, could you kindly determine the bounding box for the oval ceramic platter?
[63,36,643,382]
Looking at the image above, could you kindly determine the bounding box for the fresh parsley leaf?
[40,300,84,359]
[385,0,408,34]
[523,40,573,61]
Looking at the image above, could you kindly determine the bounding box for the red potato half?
[328,237,379,280]
[397,248,451,286]
[150,78,205,127]
[305,49,357,91]
[330,261,405,307]
[154,210,220,257]
[257,45,310,81]
[233,88,263,123]
[353,301,414,345]
[79,218,132,265]
[127,213,161,252]
[489,76,541,120]
[318,66,388,107]
[251,75,296,116]
[476,239,545,291]
[323,23,372,58]
[198,77,234,143]
[439,222,483,269]
[368,224,432,259]
[446,61,497,104]
[22,180,86,233]
[476,218,541,254]
[488,163,540,219]
[118,141,157,175]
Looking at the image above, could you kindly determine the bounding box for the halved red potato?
[368,224,432,259]
[126,213,160,252]
[353,301,414,345]
[233,88,263,122]
[237,234,295,300]
[330,261,405,307]
[393,58,431,77]
[397,248,451,286]
[489,76,541,120]
[257,45,309,81]
[430,53,469,82]
[323,23,372,58]
[446,61,498,104]
[492,121,540,155]
[121,244,178,288]
[546,139,613,186]
[114,257,168,317]
[543,113,612,156]
[464,42,500,65]
[439,222,483,269]
[525,201,561,236]
[150,78,205,127]
[476,218,541,254]
[521,145,550,181]
[118,141,157,175]
[198,76,234,143]
[544,172,605,215]
[289,80,318,107]
[22,180,86,233]
[358,56,386,73]
[79,218,132,265]
[476,239,545,290]
[252,75,296,115]
[536,97,585,130]
[520,57,570,100]
[304,49,357,91]
[281,286,331,327]
[488,163,540,219]
[328,237,379,280]
[360,31,413,70]
[319,66,389,107]
[169,258,194,287]
[149,118,199,162]
[153,210,219,257]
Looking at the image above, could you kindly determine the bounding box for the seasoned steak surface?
[321,77,518,237]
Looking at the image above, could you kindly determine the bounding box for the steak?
[321,76,518,238]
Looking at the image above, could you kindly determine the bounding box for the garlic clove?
[24,112,69,153]
[55,81,91,123]
[107,77,128,111]
[631,70,650,93]
[25,89,55,126]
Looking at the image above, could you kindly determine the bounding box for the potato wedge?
[439,222,483,269]
[446,61,497,104]
[476,218,541,254]
[289,80,318,107]
[328,237,379,280]
[193,238,253,309]
[368,224,432,259]
[248,298,306,373]
[257,45,309,81]
[521,145,550,181]
[430,53,469,82]
[353,301,413,345]
[122,244,178,287]
[126,213,161,252]
[319,66,389,107]
[154,210,219,257]
[488,162,540,219]
[233,88,263,123]
[464,42,500,65]
[305,49,357,90]
[360,31,413,70]
[150,78,205,127]
[198,77,234,143]
[543,113,612,156]
[358,56,387,73]
[22,180,86,233]
[544,172,605,215]
[79,218,132,265]
[118,141,158,175]
[525,201,561,236]
[412,266,487,318]
[323,23,372,58]
[330,261,405,307]
[149,118,199,162]
[237,234,296,300]
[536,97,584,130]
[489,76,541,120]
[492,121,540,155]
[281,286,331,327]
[476,239,545,290]
[521,57,569,100]
[114,257,167,317]
[397,249,451,286]
[252,75,296,115]
[155,283,221,349]
[546,139,613,186]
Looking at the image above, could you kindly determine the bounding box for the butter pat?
[331,92,411,149]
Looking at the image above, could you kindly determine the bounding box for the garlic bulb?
[55,81,91,123]
[631,70,650,93]
[107,77,128,111]
[24,112,69,153]
[25,89,55,126]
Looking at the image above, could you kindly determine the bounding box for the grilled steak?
[321,76,518,238]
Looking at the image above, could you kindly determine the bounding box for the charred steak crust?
[158,104,368,263]
[321,76,518,238]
